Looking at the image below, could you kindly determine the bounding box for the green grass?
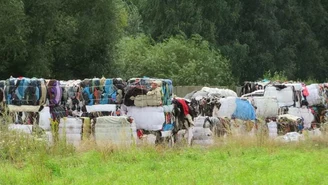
[1,130,328,185]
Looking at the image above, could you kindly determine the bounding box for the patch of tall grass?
[2,113,328,184]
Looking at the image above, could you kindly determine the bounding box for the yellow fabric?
[82,117,91,140]
[40,80,47,105]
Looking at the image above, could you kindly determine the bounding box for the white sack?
[127,106,165,131]
[8,124,33,134]
[85,104,116,113]
[252,97,279,118]
[264,86,295,107]
[38,106,51,131]
[306,84,322,106]
[216,97,237,118]
[287,107,314,129]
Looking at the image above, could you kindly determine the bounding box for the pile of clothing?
[81,78,119,106]
[125,78,173,107]
[5,77,47,106]
[123,77,174,134]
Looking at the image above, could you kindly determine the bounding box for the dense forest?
[1,0,327,86]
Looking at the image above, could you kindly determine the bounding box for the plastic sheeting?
[287,107,314,129]
[215,97,237,118]
[85,104,116,113]
[306,84,322,106]
[58,118,82,147]
[191,91,209,101]
[8,124,33,134]
[126,106,165,131]
[267,121,278,138]
[264,86,295,107]
[194,116,206,127]
[95,116,137,145]
[39,106,51,131]
[276,132,305,142]
[232,98,256,120]
[251,97,279,118]
[163,105,173,113]
[201,87,237,97]
[278,114,301,121]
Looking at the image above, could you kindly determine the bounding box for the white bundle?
[85,104,116,113]
[192,127,213,140]
[306,84,322,106]
[95,116,136,145]
[38,106,51,131]
[278,114,302,121]
[163,105,173,113]
[127,106,165,131]
[252,97,279,118]
[267,121,278,138]
[201,87,237,97]
[191,91,209,101]
[215,97,237,118]
[8,124,33,134]
[287,107,314,129]
[58,118,83,147]
[282,132,304,142]
[285,83,302,91]
[194,116,207,127]
[264,85,295,107]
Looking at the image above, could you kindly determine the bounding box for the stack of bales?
[94,116,137,146]
[58,117,83,147]
[192,116,214,145]
[123,77,173,143]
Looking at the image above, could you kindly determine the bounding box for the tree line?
[1,0,327,86]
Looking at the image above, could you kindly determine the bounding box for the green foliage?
[263,70,288,82]
[0,0,127,79]
[114,34,234,86]
[1,0,328,84]
[2,135,328,184]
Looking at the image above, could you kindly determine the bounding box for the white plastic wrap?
[58,118,83,147]
[194,116,207,127]
[201,87,237,97]
[267,121,278,138]
[215,97,237,118]
[85,104,116,113]
[38,106,51,131]
[163,105,173,113]
[306,84,322,106]
[126,106,165,131]
[287,107,314,129]
[8,124,33,134]
[252,97,279,118]
[264,86,295,107]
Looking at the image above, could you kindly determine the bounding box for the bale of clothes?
[46,79,67,120]
[122,77,174,135]
[94,116,137,145]
[80,77,123,106]
[214,97,256,121]
[5,77,47,107]
[124,78,173,107]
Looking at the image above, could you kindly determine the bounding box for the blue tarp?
[232,98,256,120]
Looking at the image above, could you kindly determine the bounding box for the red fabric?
[176,98,189,116]
[302,84,309,97]
[137,129,143,139]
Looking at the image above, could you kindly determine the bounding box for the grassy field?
[1,130,328,185]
